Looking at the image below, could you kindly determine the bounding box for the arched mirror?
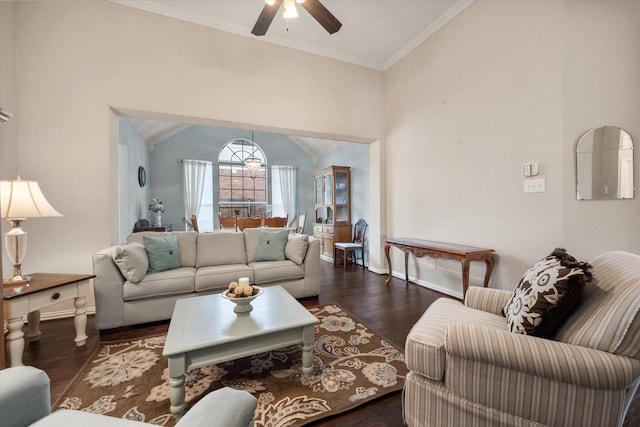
[576,126,634,200]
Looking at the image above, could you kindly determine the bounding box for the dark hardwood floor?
[17,260,640,427]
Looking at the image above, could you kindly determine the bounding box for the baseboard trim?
[389,271,463,300]
[2,307,97,332]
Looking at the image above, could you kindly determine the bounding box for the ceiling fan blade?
[251,0,283,36]
[300,0,342,34]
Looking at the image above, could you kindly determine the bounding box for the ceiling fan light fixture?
[264,0,276,5]
[283,0,298,19]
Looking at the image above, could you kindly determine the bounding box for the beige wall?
[2,0,639,312]
[0,2,17,181]
[561,0,640,259]
[1,1,384,316]
[385,0,640,296]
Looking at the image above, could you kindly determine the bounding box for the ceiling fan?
[251,0,342,36]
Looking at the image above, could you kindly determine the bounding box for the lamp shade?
[1,177,62,220]
[283,0,298,18]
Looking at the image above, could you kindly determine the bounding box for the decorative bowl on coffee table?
[222,286,263,313]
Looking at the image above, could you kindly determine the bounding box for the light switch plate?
[524,179,545,193]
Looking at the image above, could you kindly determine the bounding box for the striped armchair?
[403,251,640,427]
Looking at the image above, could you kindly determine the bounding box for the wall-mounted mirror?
[576,126,634,200]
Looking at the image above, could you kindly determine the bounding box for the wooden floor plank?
[17,260,639,426]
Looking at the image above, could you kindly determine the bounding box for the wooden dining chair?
[219,213,237,231]
[190,214,199,232]
[236,216,262,231]
[334,219,368,270]
[264,215,288,228]
[296,212,307,234]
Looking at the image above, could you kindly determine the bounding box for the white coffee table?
[163,285,318,416]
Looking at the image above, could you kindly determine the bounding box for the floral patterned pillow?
[503,248,592,338]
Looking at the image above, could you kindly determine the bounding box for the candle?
[239,277,250,288]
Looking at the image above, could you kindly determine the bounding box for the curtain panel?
[183,159,210,229]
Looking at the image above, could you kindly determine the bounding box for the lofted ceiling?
[112,0,473,71]
[118,0,473,156]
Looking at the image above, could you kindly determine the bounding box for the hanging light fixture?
[244,132,262,178]
[264,0,305,19]
[244,157,262,174]
[283,0,298,19]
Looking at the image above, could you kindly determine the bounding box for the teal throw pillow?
[143,235,181,273]
[255,229,290,262]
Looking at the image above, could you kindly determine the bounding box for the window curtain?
[183,159,209,229]
[275,166,296,221]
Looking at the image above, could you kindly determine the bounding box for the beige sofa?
[93,229,320,330]
[403,251,640,427]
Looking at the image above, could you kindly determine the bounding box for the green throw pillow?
[255,229,290,262]
[143,235,181,273]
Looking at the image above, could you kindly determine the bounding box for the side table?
[385,238,495,297]
[2,273,95,367]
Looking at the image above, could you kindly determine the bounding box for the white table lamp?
[1,176,62,283]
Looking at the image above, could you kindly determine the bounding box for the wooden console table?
[385,238,495,296]
[2,273,95,367]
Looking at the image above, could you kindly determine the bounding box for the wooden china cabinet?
[312,166,351,262]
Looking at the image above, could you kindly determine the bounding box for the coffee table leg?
[169,375,185,416]
[168,357,186,417]
[301,325,314,377]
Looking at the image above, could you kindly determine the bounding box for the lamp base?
[4,273,31,285]
[4,220,31,285]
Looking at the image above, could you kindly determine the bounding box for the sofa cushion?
[195,264,254,292]
[405,298,506,381]
[195,232,246,267]
[285,234,309,265]
[251,260,304,284]
[554,251,640,358]
[112,243,148,283]
[143,236,181,273]
[503,248,592,338]
[255,229,290,262]
[123,267,195,301]
[243,228,263,263]
[128,231,197,267]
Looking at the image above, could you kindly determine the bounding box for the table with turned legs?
[3,273,94,367]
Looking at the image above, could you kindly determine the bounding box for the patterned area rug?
[55,304,407,426]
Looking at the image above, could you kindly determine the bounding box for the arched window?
[218,139,268,218]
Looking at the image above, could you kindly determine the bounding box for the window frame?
[218,139,269,218]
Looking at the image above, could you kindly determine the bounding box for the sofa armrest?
[93,246,127,330]
[446,322,640,390]
[0,367,51,427]
[176,387,257,427]
[464,287,512,315]
[302,237,320,296]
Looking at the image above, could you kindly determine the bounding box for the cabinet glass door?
[315,176,323,205]
[335,171,348,205]
[323,174,332,205]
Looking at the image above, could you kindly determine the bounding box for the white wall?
[3,0,639,311]
[119,118,149,242]
[0,1,383,316]
[561,0,640,259]
[1,0,384,273]
[385,0,640,297]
